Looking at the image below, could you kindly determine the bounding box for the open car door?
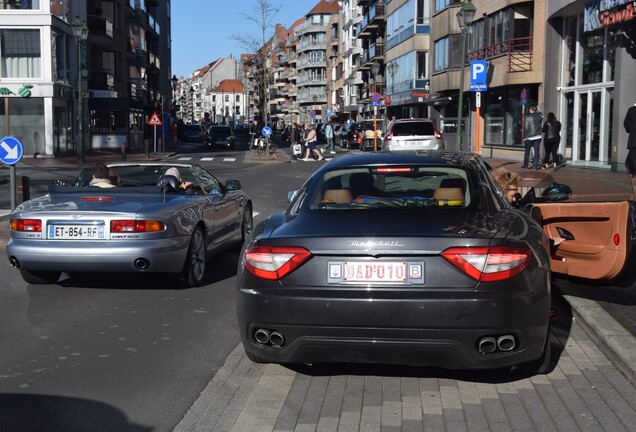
[521,166,636,281]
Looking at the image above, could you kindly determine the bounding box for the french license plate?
[48,225,105,240]
[328,261,425,285]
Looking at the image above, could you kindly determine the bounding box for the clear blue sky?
[171,1,315,78]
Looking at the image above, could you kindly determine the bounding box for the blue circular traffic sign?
[262,126,272,137]
[372,92,382,102]
[0,136,24,166]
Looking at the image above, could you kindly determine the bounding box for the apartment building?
[296,0,340,124]
[0,0,174,157]
[340,0,363,122]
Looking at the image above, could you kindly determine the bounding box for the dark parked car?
[207,125,236,149]
[236,151,636,372]
[338,122,364,149]
[182,124,206,142]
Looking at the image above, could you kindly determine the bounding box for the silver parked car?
[6,163,253,287]
[382,118,445,151]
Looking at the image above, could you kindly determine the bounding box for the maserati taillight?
[243,246,312,280]
[384,134,392,142]
[10,219,42,232]
[441,246,531,282]
[111,220,165,233]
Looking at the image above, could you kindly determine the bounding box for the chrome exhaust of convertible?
[478,337,497,354]
[497,335,516,352]
[134,258,151,271]
[9,256,20,269]
[269,331,285,347]
[254,329,271,344]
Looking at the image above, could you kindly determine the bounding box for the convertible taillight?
[384,134,392,142]
[441,246,531,282]
[111,220,165,233]
[243,246,312,280]
[11,219,42,232]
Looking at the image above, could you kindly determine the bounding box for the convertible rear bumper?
[6,236,190,273]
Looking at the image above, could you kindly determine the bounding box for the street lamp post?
[370,61,381,151]
[72,18,89,164]
[453,1,477,152]
[171,75,178,143]
[189,87,195,124]
[312,95,318,124]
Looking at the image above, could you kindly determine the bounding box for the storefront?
[543,0,635,171]
[0,82,73,157]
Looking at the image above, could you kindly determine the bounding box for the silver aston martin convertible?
[6,163,252,287]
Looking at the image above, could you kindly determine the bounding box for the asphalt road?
[0,150,315,432]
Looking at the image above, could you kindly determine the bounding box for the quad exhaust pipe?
[9,256,20,269]
[478,334,517,354]
[254,328,285,347]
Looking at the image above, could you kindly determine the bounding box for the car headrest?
[439,178,466,192]
[433,187,464,205]
[156,175,180,192]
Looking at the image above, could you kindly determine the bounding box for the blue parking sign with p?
[469,60,488,91]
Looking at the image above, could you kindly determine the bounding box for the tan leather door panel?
[533,202,630,280]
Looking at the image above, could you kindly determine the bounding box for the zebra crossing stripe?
[200,157,214,161]
[178,157,193,161]
[223,158,236,162]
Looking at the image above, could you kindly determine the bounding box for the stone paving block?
[577,338,611,366]
[316,416,339,431]
[296,376,329,425]
[512,385,556,430]
[360,404,382,431]
[568,372,626,431]
[422,412,445,431]
[564,337,597,371]
[342,375,364,412]
[480,398,507,425]
[401,419,423,432]
[457,381,480,405]
[382,376,402,402]
[475,382,498,400]
[443,408,465,427]
[335,424,358,432]
[420,386,443,416]
[275,374,312,431]
[401,377,421,398]
[339,411,361,426]
[461,403,489,430]
[401,403,422,422]
[381,400,402,427]
[293,424,316,432]
[533,381,586,431]
[363,375,383,406]
[320,376,346,418]
[498,392,532,432]
[440,382,462,410]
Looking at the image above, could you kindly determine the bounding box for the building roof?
[214,79,244,93]
[307,0,340,16]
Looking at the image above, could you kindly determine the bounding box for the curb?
[564,294,636,385]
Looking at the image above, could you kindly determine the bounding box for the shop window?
[0,29,41,78]
[1,0,40,9]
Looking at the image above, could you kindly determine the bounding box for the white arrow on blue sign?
[262,126,272,137]
[0,136,24,166]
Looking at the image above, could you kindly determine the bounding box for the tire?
[20,269,61,284]
[237,203,253,249]
[181,227,206,287]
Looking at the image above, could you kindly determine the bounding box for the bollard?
[145,139,150,159]
[121,141,127,161]
[19,175,30,203]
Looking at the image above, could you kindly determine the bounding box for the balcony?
[296,75,327,86]
[90,70,115,91]
[295,21,328,36]
[87,15,113,41]
[358,42,384,70]
[297,57,327,69]
[358,1,385,37]
[466,37,533,72]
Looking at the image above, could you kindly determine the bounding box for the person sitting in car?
[89,163,116,188]
[165,167,192,190]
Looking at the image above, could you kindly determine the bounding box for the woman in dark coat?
[625,105,636,177]
[541,112,561,168]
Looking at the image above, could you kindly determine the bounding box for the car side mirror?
[225,180,241,191]
[288,189,299,203]
[541,183,572,201]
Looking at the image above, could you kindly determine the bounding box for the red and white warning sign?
[148,112,162,126]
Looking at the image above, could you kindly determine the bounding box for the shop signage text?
[0,85,33,98]
[584,0,636,32]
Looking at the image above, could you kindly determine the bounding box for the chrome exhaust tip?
[269,331,285,347]
[497,335,516,352]
[478,337,497,354]
[9,256,20,268]
[134,258,150,271]
[254,329,271,344]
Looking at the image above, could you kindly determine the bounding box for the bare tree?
[230,0,281,131]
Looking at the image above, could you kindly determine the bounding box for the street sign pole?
[475,91,481,154]
[154,125,157,154]
[1,136,25,211]
[373,106,378,151]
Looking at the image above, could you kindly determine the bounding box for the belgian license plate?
[48,225,105,240]
[328,261,425,285]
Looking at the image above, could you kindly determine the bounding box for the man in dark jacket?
[522,106,543,170]
[624,105,636,177]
